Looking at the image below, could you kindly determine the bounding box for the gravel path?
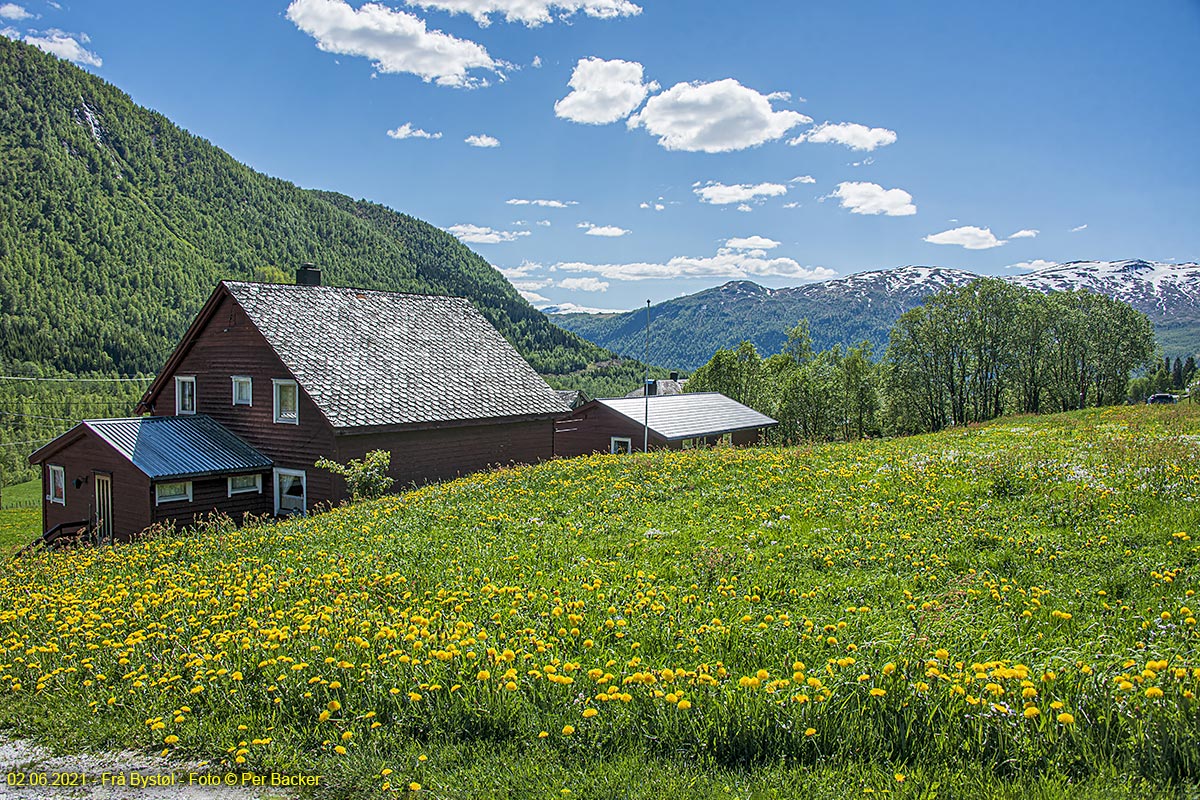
[0,737,297,800]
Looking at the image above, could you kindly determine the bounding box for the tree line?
[687,279,1167,442]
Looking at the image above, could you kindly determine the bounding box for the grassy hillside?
[3,405,1199,798]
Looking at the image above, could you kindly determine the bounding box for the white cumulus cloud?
[286,0,500,88]
[1009,229,1039,239]
[511,278,553,290]
[829,181,916,217]
[791,121,897,151]
[386,122,442,139]
[923,226,1005,250]
[465,133,500,147]
[507,198,577,207]
[405,0,641,27]
[558,277,610,292]
[694,181,788,206]
[519,289,551,304]
[24,29,101,66]
[554,245,836,282]
[1071,224,1088,232]
[725,236,780,250]
[446,223,530,243]
[554,57,657,124]
[1008,259,1057,271]
[0,4,32,19]
[790,175,816,184]
[577,222,630,237]
[627,79,810,153]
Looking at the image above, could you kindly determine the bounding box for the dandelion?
[870,688,886,697]
[409,782,421,791]
[1058,712,1075,724]
[1146,687,1164,699]
[562,725,575,735]
[805,728,816,737]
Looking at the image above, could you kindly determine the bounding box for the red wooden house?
[30,267,570,543]
[553,392,777,457]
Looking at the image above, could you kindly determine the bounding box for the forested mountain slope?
[0,36,610,379]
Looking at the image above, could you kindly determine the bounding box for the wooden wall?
[39,429,151,542]
[148,292,337,511]
[151,472,273,528]
[336,418,555,499]
[553,404,671,458]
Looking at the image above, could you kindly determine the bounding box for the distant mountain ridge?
[552,260,1200,370]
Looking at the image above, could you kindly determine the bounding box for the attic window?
[273,379,298,424]
[47,465,65,505]
[231,376,252,406]
[176,376,196,415]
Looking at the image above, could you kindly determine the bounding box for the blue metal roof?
[84,415,273,481]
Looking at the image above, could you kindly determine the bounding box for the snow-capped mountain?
[1010,260,1200,314]
[551,260,1200,370]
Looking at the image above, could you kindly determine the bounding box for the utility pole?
[643,299,650,453]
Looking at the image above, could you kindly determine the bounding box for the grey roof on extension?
[85,415,273,481]
[223,282,571,429]
[596,392,777,441]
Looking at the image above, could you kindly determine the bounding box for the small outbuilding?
[29,415,273,545]
[554,392,777,456]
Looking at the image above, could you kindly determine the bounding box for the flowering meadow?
[2,405,1199,798]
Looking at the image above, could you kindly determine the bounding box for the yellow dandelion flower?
[582,708,598,719]
[804,728,816,737]
[562,725,575,735]
[1057,712,1075,724]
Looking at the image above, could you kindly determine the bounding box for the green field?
[0,477,40,555]
[2,407,1199,798]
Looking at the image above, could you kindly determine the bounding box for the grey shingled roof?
[85,415,273,481]
[596,392,777,441]
[224,282,570,429]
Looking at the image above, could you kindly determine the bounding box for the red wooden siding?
[553,404,673,457]
[149,292,337,511]
[151,472,273,528]
[335,419,554,499]
[40,429,151,542]
[554,404,763,457]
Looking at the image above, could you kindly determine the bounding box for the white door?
[274,468,306,515]
[94,473,113,544]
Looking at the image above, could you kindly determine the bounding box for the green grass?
[1,476,40,508]
[2,406,1200,798]
[0,477,40,555]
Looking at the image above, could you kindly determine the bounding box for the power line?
[0,375,152,382]
[0,410,80,422]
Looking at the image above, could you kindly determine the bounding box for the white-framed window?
[176,376,196,415]
[274,468,306,515]
[231,376,253,406]
[47,464,66,505]
[273,379,298,424]
[155,481,192,505]
[610,437,633,455]
[227,473,262,496]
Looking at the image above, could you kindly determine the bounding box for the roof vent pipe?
[296,263,322,286]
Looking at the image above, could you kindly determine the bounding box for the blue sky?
[5,0,1199,312]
